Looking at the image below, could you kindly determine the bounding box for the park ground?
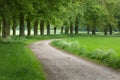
[0,34,120,80]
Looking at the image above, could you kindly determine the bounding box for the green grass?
[0,34,83,80]
[52,36,120,69]
[1,34,120,80]
[0,40,46,80]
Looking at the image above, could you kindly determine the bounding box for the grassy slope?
[52,36,120,69]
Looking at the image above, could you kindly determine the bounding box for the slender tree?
[47,21,50,35]
[40,20,44,35]
[34,19,38,36]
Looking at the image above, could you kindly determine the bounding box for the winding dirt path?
[29,40,120,80]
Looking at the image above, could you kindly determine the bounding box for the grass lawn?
[0,34,120,80]
[52,36,120,69]
[0,39,46,80]
[0,34,81,80]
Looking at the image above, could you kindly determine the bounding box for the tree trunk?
[54,27,57,34]
[27,19,31,36]
[87,25,90,35]
[118,21,120,35]
[75,18,79,34]
[92,26,96,35]
[108,24,113,35]
[92,22,96,35]
[2,16,7,38]
[109,25,112,35]
[2,16,10,38]
[34,20,38,36]
[70,22,73,34]
[119,27,120,35]
[7,19,10,36]
[12,18,17,36]
[47,22,50,35]
[61,26,64,34]
[65,26,69,34]
[19,14,25,37]
[104,26,108,36]
[40,20,44,35]
[0,20,2,37]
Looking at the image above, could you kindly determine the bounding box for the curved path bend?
[29,40,120,80]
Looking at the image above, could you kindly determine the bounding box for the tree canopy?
[0,0,120,38]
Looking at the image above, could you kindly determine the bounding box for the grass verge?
[0,38,46,80]
[52,36,120,69]
[0,34,83,80]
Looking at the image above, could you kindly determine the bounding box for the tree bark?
[7,19,10,36]
[108,24,113,35]
[87,25,90,35]
[65,26,69,34]
[92,26,96,35]
[27,19,31,36]
[47,22,50,35]
[75,18,79,34]
[34,20,38,36]
[40,20,44,35]
[12,18,17,36]
[70,22,73,34]
[119,27,120,35]
[92,22,96,35]
[61,26,64,34]
[118,21,120,35]
[104,26,108,36]
[108,24,112,35]
[0,20,2,37]
[2,16,10,38]
[54,27,57,34]
[2,16,7,38]
[19,14,25,37]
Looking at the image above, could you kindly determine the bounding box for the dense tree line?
[0,0,120,38]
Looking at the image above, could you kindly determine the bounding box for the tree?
[16,0,34,36]
[84,0,107,35]
[40,20,45,35]
[0,0,13,38]
[12,16,18,36]
[0,19,1,37]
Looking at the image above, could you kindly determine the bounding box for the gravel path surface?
[29,40,120,80]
